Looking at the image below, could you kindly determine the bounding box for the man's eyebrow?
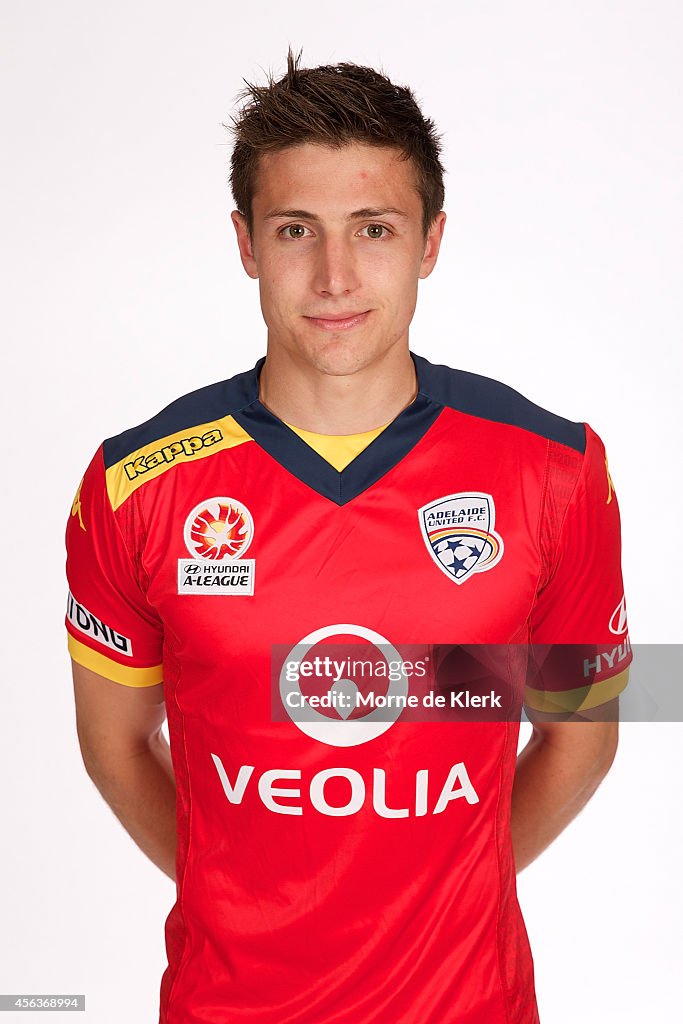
[264,207,410,222]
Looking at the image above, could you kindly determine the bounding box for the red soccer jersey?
[65,351,632,1024]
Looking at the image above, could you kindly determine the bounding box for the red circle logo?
[183,497,254,560]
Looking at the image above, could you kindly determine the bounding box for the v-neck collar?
[230,351,444,506]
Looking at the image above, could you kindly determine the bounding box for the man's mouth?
[304,311,372,331]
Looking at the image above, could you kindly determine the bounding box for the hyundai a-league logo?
[178,496,256,595]
[418,492,504,585]
[183,497,253,560]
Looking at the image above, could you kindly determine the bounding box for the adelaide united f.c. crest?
[418,492,504,585]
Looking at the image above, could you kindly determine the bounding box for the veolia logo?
[209,624,481,816]
[279,624,408,747]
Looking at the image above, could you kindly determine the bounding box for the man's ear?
[419,211,447,280]
[231,210,259,280]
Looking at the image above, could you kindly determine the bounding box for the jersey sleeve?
[524,423,632,714]
[65,443,164,687]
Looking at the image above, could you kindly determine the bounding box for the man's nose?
[312,235,361,295]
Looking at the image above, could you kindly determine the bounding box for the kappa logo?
[605,455,614,505]
[124,428,223,480]
[178,496,256,595]
[608,594,629,635]
[418,492,504,585]
[71,475,86,531]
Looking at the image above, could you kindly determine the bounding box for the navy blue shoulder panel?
[102,360,261,469]
[412,353,586,455]
[102,351,586,472]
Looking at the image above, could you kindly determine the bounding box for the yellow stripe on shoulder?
[68,634,164,687]
[106,414,253,510]
[523,667,630,713]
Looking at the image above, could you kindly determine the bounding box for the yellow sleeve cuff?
[523,666,630,713]
[67,634,163,687]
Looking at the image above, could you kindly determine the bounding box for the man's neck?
[257,343,418,435]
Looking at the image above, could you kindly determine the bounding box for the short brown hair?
[225,46,446,241]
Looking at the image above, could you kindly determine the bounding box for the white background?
[1,1,681,1021]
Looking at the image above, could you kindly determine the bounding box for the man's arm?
[71,659,178,883]
[511,694,620,874]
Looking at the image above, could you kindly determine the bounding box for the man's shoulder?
[414,351,586,455]
[99,350,589,469]
[102,360,260,470]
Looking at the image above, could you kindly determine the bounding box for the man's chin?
[299,337,380,377]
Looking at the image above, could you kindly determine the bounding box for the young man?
[65,47,632,1024]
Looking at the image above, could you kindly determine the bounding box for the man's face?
[231,142,446,377]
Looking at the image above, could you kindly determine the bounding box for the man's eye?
[361,224,392,239]
[278,224,311,239]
